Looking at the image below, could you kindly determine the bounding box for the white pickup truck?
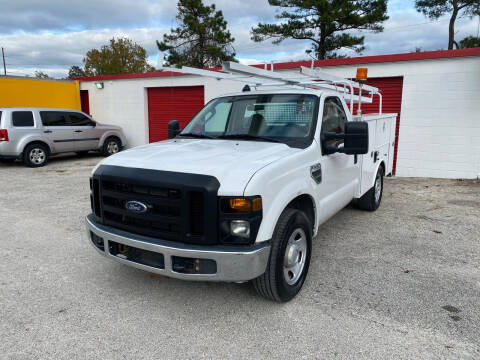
[86,63,396,301]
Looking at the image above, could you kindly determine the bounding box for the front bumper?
[86,214,270,282]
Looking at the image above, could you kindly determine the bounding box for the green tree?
[415,0,480,49]
[157,0,236,68]
[68,65,86,78]
[34,70,51,79]
[459,35,480,47]
[84,37,155,76]
[251,0,388,59]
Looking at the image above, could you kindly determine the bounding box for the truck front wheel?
[252,208,312,302]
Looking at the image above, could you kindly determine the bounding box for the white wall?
[280,57,480,179]
[80,76,245,148]
[81,56,480,179]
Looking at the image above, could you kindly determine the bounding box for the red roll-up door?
[80,90,90,115]
[353,77,403,174]
[147,86,204,142]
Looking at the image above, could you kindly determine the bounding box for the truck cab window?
[322,97,347,146]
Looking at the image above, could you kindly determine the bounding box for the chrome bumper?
[85,215,270,282]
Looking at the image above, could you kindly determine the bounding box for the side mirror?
[167,120,180,139]
[322,121,369,155]
[343,121,369,155]
[91,121,96,127]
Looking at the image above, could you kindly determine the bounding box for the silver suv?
[0,108,126,167]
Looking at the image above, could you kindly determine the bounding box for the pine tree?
[251,0,388,59]
[415,0,480,49]
[157,0,236,68]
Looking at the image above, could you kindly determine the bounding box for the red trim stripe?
[71,48,480,82]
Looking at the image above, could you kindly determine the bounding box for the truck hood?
[99,138,299,194]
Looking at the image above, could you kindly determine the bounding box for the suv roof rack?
[159,61,383,115]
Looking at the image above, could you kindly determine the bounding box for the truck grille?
[91,165,220,245]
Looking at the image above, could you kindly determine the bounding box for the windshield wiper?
[217,134,281,143]
[177,132,215,139]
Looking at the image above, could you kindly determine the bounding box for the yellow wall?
[0,77,81,109]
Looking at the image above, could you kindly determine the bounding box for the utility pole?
[1,47,6,76]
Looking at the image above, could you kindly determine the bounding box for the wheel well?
[24,141,51,155]
[379,161,386,175]
[104,135,122,147]
[286,194,315,230]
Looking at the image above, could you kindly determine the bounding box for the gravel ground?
[1,154,479,359]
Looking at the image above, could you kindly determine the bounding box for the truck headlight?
[219,196,262,245]
[230,220,250,238]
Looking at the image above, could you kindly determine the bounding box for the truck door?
[315,96,360,223]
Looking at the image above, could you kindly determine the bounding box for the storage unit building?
[76,48,480,179]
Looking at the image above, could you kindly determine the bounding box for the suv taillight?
[0,129,8,141]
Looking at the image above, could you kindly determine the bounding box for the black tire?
[252,208,312,302]
[23,143,49,167]
[102,137,121,157]
[357,167,384,211]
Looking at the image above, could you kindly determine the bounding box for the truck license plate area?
[108,240,165,269]
[172,256,217,275]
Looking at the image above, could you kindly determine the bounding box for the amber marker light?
[252,197,262,212]
[355,68,368,82]
[221,197,262,213]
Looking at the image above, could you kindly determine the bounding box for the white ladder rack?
[159,61,383,115]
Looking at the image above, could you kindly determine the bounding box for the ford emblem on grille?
[125,200,148,213]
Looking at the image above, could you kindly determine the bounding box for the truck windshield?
[180,94,318,148]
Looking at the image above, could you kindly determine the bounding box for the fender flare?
[255,179,318,242]
[19,136,53,155]
[99,131,123,148]
[368,161,386,190]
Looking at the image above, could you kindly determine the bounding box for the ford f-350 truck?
[86,63,396,302]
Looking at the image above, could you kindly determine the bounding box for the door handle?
[74,130,83,133]
[43,130,52,133]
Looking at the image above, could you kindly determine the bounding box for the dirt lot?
[1,154,479,359]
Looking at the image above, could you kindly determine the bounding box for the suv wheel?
[252,208,312,302]
[357,167,384,211]
[23,143,49,167]
[102,137,121,156]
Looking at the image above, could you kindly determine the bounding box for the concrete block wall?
[303,57,480,179]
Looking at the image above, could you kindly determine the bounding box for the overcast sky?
[0,0,478,78]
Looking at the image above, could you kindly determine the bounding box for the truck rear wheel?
[252,208,312,302]
[357,167,384,211]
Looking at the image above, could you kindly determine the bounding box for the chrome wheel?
[374,173,382,204]
[106,141,119,154]
[283,228,307,285]
[29,148,46,165]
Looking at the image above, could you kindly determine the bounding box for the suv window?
[40,111,68,126]
[322,97,347,145]
[69,112,93,126]
[12,111,34,127]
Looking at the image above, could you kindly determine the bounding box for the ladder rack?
[159,61,383,115]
